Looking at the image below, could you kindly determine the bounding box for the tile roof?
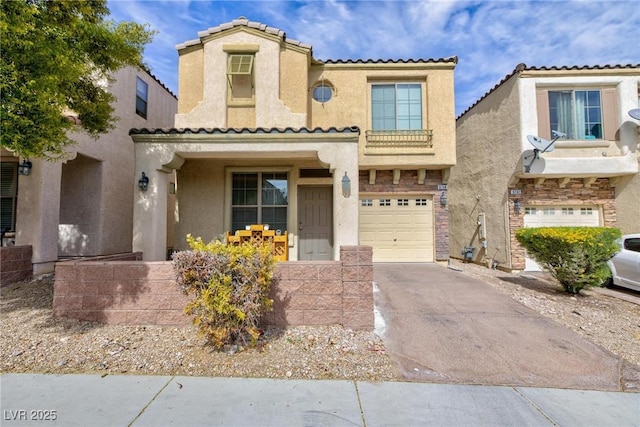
[176,17,312,51]
[457,63,640,119]
[129,126,361,136]
[175,17,457,65]
[320,57,458,65]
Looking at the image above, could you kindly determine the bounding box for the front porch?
[130,127,360,261]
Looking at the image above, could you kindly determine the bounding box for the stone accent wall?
[53,246,374,330]
[359,169,449,260]
[509,178,616,270]
[0,245,32,286]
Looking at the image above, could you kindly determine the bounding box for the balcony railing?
[365,130,433,148]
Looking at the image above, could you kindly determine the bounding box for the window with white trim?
[136,77,148,118]
[549,90,602,139]
[525,207,537,215]
[416,199,428,206]
[231,172,287,233]
[543,208,555,215]
[580,207,594,215]
[371,84,422,130]
[379,199,391,206]
[361,199,373,206]
[397,199,409,206]
[562,208,574,215]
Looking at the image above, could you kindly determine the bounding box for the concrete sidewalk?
[1,373,638,426]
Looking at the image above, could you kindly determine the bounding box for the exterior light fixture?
[18,160,32,176]
[138,172,149,191]
[439,191,447,207]
[513,199,521,214]
[341,172,351,198]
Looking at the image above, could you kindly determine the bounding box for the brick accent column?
[340,245,374,330]
[0,245,33,286]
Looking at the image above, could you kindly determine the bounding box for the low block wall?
[53,246,373,330]
[1,245,33,286]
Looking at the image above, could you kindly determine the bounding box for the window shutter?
[536,89,551,140]
[601,88,619,141]
[1,163,17,197]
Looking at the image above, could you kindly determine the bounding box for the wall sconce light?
[138,172,149,191]
[18,160,32,176]
[439,191,447,207]
[513,199,521,214]
[341,172,351,198]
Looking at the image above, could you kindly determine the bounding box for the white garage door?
[523,205,600,271]
[359,196,434,262]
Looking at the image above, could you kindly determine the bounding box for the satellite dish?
[629,109,640,120]
[524,130,566,173]
[527,135,556,153]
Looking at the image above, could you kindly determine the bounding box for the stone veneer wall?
[0,245,33,286]
[359,169,449,260]
[509,178,616,270]
[53,246,374,330]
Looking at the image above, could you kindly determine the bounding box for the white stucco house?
[449,63,640,271]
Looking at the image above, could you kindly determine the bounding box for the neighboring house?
[449,63,640,271]
[130,17,457,262]
[0,66,177,276]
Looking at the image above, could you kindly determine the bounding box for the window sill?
[228,99,255,108]
[555,140,611,148]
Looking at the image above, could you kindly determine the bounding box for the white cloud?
[107,0,640,115]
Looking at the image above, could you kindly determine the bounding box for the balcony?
[365,130,434,155]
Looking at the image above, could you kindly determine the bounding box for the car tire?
[603,277,614,288]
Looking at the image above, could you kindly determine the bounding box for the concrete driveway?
[373,263,629,391]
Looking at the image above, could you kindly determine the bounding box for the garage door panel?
[523,205,600,271]
[359,197,434,262]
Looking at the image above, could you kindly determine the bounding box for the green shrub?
[515,227,621,294]
[172,234,275,349]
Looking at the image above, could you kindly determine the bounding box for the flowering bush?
[515,227,621,294]
[172,234,275,349]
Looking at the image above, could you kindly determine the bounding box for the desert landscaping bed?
[1,260,638,380]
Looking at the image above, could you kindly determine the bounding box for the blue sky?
[107,0,640,116]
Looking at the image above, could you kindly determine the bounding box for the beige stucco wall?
[13,67,177,273]
[615,155,640,234]
[175,29,307,129]
[308,63,457,169]
[449,75,522,267]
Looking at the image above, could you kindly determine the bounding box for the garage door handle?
[393,238,397,241]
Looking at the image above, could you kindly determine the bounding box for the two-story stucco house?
[130,17,457,263]
[449,63,640,271]
[1,66,177,278]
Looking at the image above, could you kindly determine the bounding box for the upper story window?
[136,77,148,119]
[549,90,602,139]
[312,82,334,103]
[371,84,422,130]
[227,54,254,100]
[0,162,18,232]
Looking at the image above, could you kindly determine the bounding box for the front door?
[298,186,333,260]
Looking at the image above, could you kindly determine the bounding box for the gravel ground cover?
[1,260,638,380]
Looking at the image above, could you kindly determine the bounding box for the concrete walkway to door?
[373,263,633,391]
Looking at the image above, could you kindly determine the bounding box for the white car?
[606,234,640,292]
